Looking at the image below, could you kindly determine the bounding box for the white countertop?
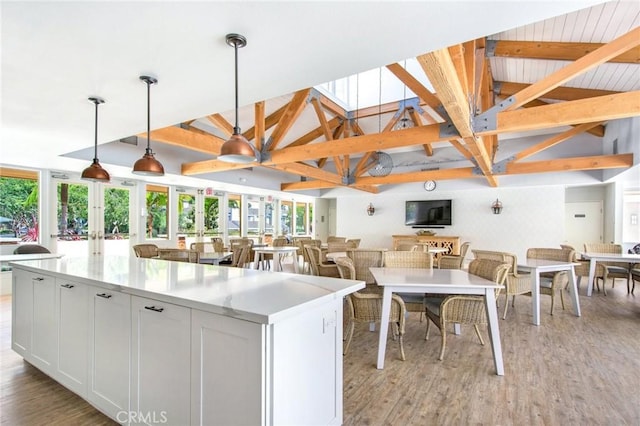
[10,256,365,325]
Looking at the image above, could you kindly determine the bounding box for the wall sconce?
[491,198,503,214]
[367,203,375,216]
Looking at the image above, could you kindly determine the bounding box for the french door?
[50,176,134,257]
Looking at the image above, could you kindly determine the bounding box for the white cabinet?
[88,289,131,420]
[31,271,56,375]
[191,309,263,426]
[131,296,191,426]
[55,278,89,397]
[11,269,33,357]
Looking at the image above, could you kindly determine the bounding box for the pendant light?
[218,33,257,164]
[81,97,110,182]
[132,75,164,176]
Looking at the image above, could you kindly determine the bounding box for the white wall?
[334,186,565,261]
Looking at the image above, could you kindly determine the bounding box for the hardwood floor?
[2,281,639,425]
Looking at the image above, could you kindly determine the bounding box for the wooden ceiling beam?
[265,162,343,185]
[417,48,497,186]
[505,154,633,175]
[181,159,249,175]
[512,122,604,162]
[502,27,640,111]
[521,99,605,137]
[268,89,311,150]
[386,63,442,110]
[143,126,222,154]
[280,179,379,193]
[286,117,341,148]
[205,114,233,137]
[254,101,265,152]
[496,81,619,101]
[241,103,287,142]
[485,91,640,135]
[491,40,640,64]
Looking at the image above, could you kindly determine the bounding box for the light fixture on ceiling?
[132,75,164,176]
[81,97,110,182]
[491,198,503,214]
[218,33,257,164]
[367,203,375,216]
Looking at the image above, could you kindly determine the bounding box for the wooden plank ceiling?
[139,9,640,193]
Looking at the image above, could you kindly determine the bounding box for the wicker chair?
[299,239,322,274]
[13,244,51,254]
[346,248,387,288]
[526,248,576,314]
[157,248,200,263]
[190,241,224,253]
[473,249,531,319]
[424,258,510,360]
[383,251,433,319]
[226,244,252,268]
[335,257,406,360]
[560,244,606,293]
[437,241,470,269]
[327,236,347,244]
[132,243,158,258]
[584,243,631,294]
[346,239,361,248]
[306,246,340,278]
[632,266,640,294]
[396,242,419,251]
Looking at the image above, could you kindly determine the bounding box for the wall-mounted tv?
[405,199,452,227]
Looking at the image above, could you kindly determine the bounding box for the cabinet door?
[271,300,343,425]
[191,309,263,426]
[88,289,131,420]
[56,279,89,397]
[131,296,190,426]
[31,272,56,374]
[12,269,33,357]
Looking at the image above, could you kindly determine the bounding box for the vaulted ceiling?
[135,1,640,194]
[2,1,638,195]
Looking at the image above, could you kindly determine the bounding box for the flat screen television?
[405,199,452,227]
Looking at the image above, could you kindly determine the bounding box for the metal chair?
[13,244,51,254]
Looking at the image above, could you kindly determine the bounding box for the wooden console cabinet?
[392,235,461,255]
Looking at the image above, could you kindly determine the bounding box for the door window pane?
[57,182,89,240]
[296,202,307,235]
[228,194,241,237]
[280,201,292,237]
[104,187,130,240]
[146,185,169,239]
[204,196,221,238]
[247,200,260,241]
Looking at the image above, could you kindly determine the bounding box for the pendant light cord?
[146,79,152,153]
[93,100,99,161]
[233,41,240,134]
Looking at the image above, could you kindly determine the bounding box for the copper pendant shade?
[81,97,110,182]
[133,75,164,176]
[217,33,257,164]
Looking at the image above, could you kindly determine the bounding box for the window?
[0,167,39,242]
[280,201,293,236]
[296,202,308,235]
[204,195,221,238]
[104,187,130,239]
[622,189,640,243]
[247,199,260,240]
[146,184,168,239]
[178,192,196,236]
[228,194,241,237]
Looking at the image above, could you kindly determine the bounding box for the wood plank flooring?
[1,281,639,425]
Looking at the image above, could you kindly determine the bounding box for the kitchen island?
[11,256,364,425]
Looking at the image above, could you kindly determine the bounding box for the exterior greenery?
[0,177,38,240]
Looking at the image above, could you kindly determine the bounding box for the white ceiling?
[2,0,612,192]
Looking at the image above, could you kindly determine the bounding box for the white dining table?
[517,258,580,326]
[252,246,300,273]
[369,267,505,375]
[198,251,233,265]
[582,252,640,296]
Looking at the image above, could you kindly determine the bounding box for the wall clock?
[424,180,436,192]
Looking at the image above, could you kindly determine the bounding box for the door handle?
[98,231,104,239]
[144,305,164,313]
[96,293,112,299]
[90,231,97,240]
[61,283,75,289]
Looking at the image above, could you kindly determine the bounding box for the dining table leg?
[253,251,261,270]
[376,287,393,369]
[587,258,596,296]
[568,267,581,317]
[531,270,541,326]
[484,289,504,376]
